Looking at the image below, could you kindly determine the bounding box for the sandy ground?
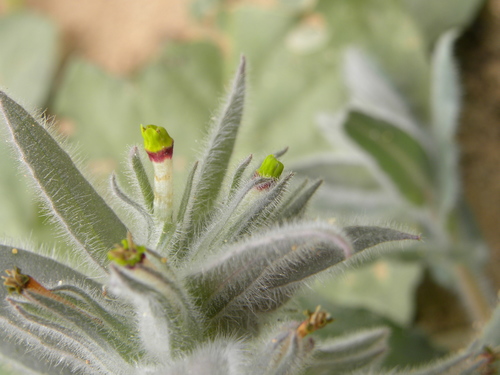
[24,0,214,75]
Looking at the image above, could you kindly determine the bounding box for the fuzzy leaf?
[189,56,246,222]
[227,172,294,240]
[1,304,127,374]
[0,245,123,374]
[7,293,130,373]
[277,179,323,221]
[186,176,266,262]
[307,327,389,374]
[344,225,420,253]
[0,313,78,375]
[188,222,353,331]
[157,161,201,254]
[109,263,200,360]
[0,92,127,272]
[51,285,139,350]
[0,353,45,375]
[165,339,244,375]
[0,245,103,303]
[111,173,154,235]
[272,146,289,159]
[130,146,154,212]
[176,161,199,223]
[228,154,253,201]
[250,321,314,375]
[344,111,434,206]
[394,351,480,375]
[276,178,308,214]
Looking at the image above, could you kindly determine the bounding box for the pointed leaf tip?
[344,225,420,253]
[188,55,247,222]
[239,55,246,73]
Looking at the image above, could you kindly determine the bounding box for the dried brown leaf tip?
[2,267,30,294]
[296,305,334,338]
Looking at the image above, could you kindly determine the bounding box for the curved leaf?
[344,111,434,206]
[189,56,246,222]
[0,92,127,272]
[344,225,421,253]
[0,244,106,374]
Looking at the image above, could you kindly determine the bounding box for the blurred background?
[0,0,499,369]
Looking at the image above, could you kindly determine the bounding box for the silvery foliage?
[294,30,494,306]
[0,57,492,374]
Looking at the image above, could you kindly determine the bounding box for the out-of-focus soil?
[457,0,500,292]
[24,0,211,74]
[11,0,276,75]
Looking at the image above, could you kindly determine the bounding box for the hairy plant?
[0,57,493,375]
[294,30,496,327]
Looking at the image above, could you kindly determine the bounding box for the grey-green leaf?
[109,263,200,359]
[188,222,353,330]
[166,339,245,375]
[278,179,323,221]
[400,351,477,375]
[189,56,246,222]
[0,244,108,374]
[130,146,154,212]
[176,161,199,223]
[0,92,127,273]
[344,225,420,253]
[228,154,253,202]
[307,327,389,375]
[0,244,103,303]
[111,173,154,234]
[431,29,461,141]
[250,322,313,375]
[227,173,294,240]
[186,176,266,262]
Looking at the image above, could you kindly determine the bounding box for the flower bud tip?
[256,154,284,179]
[140,124,174,161]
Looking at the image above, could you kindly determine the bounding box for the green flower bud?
[256,155,284,179]
[140,124,173,155]
[108,236,146,267]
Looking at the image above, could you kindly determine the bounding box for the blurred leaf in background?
[0,11,58,241]
[315,259,423,326]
